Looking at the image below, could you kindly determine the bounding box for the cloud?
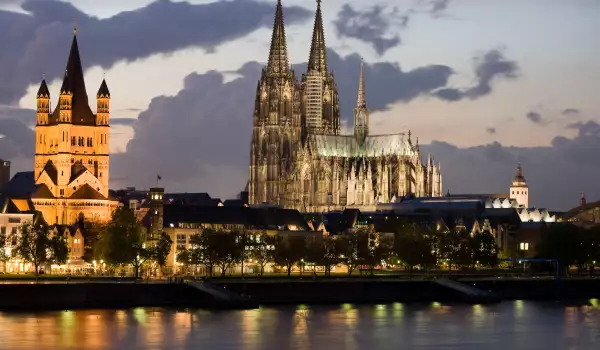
[333,4,408,55]
[434,49,519,101]
[429,0,451,17]
[486,127,496,134]
[311,50,453,118]
[110,118,137,126]
[526,111,542,124]
[562,108,580,117]
[0,0,312,104]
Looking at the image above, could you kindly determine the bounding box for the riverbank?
[0,278,598,310]
[214,277,600,304]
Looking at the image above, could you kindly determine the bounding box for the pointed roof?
[52,31,96,125]
[37,79,50,98]
[357,59,365,107]
[97,79,110,98]
[267,0,289,78]
[308,0,327,74]
[512,163,527,185]
[69,184,107,200]
[31,184,55,199]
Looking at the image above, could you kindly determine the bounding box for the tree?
[0,227,9,269]
[273,235,307,276]
[306,235,339,277]
[147,232,173,275]
[469,231,498,268]
[336,231,361,276]
[99,206,147,278]
[536,223,582,273]
[11,222,68,279]
[250,233,275,276]
[356,228,393,276]
[394,224,436,276]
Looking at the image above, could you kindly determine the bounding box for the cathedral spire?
[308,0,327,74]
[357,58,366,107]
[267,0,289,78]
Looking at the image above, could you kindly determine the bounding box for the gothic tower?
[301,0,340,135]
[32,28,117,225]
[353,60,368,144]
[509,163,529,208]
[249,0,302,205]
[148,187,164,240]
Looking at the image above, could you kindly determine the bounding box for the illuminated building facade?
[248,0,443,213]
[32,29,118,225]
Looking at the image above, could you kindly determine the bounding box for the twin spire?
[267,0,329,78]
[357,59,366,108]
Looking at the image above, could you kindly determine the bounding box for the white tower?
[509,163,529,208]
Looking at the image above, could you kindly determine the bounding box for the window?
[519,242,529,251]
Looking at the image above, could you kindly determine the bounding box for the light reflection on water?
[0,301,599,349]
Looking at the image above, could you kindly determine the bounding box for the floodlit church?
[31,29,118,225]
[249,0,443,213]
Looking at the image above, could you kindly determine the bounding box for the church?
[31,28,118,225]
[249,0,443,213]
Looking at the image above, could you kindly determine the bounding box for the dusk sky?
[0,0,598,210]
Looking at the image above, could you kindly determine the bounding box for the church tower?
[353,60,368,144]
[248,0,302,206]
[148,187,164,241]
[301,0,340,135]
[509,163,529,208]
[32,28,118,225]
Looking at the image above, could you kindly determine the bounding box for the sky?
[0,0,598,210]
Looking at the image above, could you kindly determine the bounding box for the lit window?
[519,242,529,251]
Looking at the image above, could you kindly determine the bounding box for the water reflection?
[0,302,598,349]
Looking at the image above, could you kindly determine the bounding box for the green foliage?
[0,227,8,263]
[536,223,588,268]
[356,227,393,275]
[469,231,498,268]
[250,233,275,276]
[11,222,68,279]
[393,223,436,274]
[98,207,147,277]
[305,235,339,276]
[149,232,173,267]
[336,230,362,276]
[273,235,307,276]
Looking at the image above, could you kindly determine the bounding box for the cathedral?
[249,0,443,213]
[32,28,118,225]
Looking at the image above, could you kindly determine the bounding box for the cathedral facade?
[32,29,118,225]
[249,0,443,212]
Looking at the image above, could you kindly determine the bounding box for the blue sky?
[0,0,599,210]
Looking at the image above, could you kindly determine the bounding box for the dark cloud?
[333,4,408,55]
[429,0,451,17]
[486,127,496,134]
[422,121,600,210]
[0,118,34,161]
[0,0,312,104]
[434,49,519,101]
[562,108,580,117]
[309,50,453,118]
[526,111,542,124]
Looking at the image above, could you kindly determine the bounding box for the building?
[0,160,9,191]
[140,188,317,269]
[248,0,443,213]
[509,163,529,208]
[0,196,43,273]
[30,28,118,225]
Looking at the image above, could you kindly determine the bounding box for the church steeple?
[308,0,327,74]
[57,29,95,125]
[267,0,289,78]
[357,59,366,107]
[353,59,369,144]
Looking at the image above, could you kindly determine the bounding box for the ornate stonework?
[32,31,118,225]
[249,1,443,212]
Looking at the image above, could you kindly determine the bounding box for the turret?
[509,163,529,208]
[36,78,50,125]
[148,188,164,241]
[96,78,110,125]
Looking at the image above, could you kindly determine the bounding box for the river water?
[0,301,599,350]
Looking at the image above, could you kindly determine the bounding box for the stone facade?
[32,30,118,225]
[249,1,443,213]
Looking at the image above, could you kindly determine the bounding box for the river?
[0,301,599,349]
